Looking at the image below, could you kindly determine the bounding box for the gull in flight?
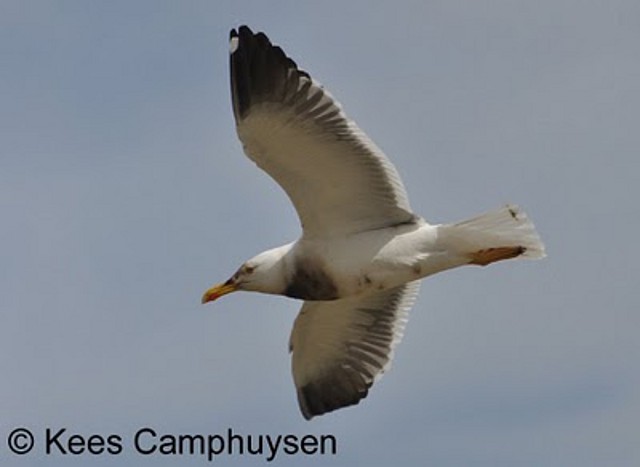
[202,26,545,420]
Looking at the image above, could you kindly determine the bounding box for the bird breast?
[288,223,444,299]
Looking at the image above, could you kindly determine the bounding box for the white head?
[201,244,291,303]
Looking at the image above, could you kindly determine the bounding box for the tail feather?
[440,205,546,263]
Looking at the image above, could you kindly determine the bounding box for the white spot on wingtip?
[229,36,239,54]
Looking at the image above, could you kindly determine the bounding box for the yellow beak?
[201,280,237,304]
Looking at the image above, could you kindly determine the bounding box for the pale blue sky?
[2,1,639,466]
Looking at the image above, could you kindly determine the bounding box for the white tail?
[438,205,546,265]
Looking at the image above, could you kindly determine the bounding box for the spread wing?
[289,282,420,419]
[229,26,417,239]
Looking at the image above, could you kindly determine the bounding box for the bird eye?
[244,265,255,274]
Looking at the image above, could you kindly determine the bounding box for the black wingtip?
[229,26,258,52]
[230,25,252,38]
[296,378,369,420]
[229,25,302,121]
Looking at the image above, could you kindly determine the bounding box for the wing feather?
[229,26,418,238]
[289,281,420,419]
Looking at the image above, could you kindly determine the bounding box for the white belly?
[292,222,467,298]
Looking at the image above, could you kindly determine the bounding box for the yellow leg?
[469,246,526,266]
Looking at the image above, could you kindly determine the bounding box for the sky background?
[2,1,639,465]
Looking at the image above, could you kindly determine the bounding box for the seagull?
[202,25,545,420]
